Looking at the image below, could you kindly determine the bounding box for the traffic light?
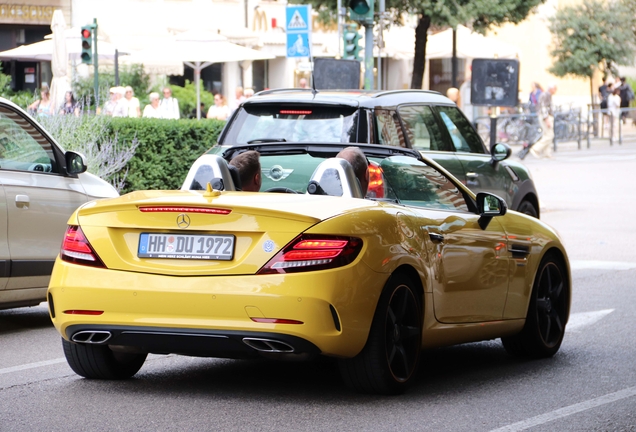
[349,0,374,24]
[343,24,362,61]
[80,25,94,65]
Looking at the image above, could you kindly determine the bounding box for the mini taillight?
[60,226,105,268]
[257,235,362,274]
[367,163,385,198]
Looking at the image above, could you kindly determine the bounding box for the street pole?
[93,18,99,110]
[451,28,457,88]
[364,23,373,90]
[378,0,385,90]
[115,49,119,86]
[337,0,343,58]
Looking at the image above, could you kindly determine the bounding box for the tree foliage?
[297,0,544,88]
[548,0,636,81]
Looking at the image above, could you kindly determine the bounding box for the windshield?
[222,105,359,144]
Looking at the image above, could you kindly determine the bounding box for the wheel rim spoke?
[385,285,421,381]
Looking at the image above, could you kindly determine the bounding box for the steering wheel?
[264,187,299,194]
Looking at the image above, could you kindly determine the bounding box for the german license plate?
[138,233,235,260]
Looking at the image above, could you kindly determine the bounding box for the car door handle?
[429,233,444,243]
[466,172,479,178]
[15,194,30,209]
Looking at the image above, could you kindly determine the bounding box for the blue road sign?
[286,5,312,58]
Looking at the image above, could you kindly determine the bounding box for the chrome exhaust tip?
[242,337,295,353]
[71,330,112,344]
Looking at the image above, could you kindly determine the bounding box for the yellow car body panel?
[48,150,571,395]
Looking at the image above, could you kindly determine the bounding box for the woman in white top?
[125,86,141,118]
[142,92,162,119]
[207,94,231,120]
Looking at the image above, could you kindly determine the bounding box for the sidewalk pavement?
[511,134,636,161]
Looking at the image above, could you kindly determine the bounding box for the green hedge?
[109,118,225,193]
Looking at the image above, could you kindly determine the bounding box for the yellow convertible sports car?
[48,143,570,394]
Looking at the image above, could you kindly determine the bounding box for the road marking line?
[566,309,614,332]
[570,260,636,271]
[0,358,66,375]
[489,386,636,432]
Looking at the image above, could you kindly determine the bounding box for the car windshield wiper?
[247,138,287,144]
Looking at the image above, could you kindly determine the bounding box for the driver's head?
[229,150,261,192]
[336,147,369,196]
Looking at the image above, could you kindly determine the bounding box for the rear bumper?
[48,258,387,358]
[65,324,321,359]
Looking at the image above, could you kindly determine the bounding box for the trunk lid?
[76,190,372,276]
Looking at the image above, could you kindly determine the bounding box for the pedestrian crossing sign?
[286,5,310,31]
[286,5,312,58]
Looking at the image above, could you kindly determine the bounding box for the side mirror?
[476,192,507,229]
[490,143,511,167]
[65,151,87,175]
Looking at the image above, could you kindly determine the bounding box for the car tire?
[62,338,147,379]
[501,252,569,358]
[339,273,422,395]
[517,200,539,218]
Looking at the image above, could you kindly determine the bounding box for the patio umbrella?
[130,30,274,119]
[49,10,70,115]
[0,31,122,62]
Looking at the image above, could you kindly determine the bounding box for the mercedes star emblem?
[176,214,191,229]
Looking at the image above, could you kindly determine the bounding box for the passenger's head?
[336,146,369,196]
[244,88,254,98]
[162,87,172,98]
[229,150,261,192]
[446,87,459,103]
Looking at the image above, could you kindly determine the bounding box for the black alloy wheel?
[517,200,539,218]
[339,274,422,395]
[502,252,569,358]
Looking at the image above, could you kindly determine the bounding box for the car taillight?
[367,163,385,198]
[257,235,363,274]
[60,226,105,268]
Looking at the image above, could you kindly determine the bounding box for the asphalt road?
[1,139,635,432]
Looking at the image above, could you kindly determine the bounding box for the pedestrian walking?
[530,84,557,159]
[608,88,621,140]
[618,77,634,123]
[528,82,543,113]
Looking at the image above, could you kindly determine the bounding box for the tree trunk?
[410,14,431,89]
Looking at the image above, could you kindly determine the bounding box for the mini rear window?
[222,105,359,144]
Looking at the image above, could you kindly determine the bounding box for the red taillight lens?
[279,110,312,115]
[60,226,105,268]
[63,310,104,315]
[367,163,385,198]
[257,235,363,274]
[139,206,231,215]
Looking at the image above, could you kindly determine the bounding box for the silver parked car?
[0,97,118,310]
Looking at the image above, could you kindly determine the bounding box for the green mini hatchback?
[185,89,540,218]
